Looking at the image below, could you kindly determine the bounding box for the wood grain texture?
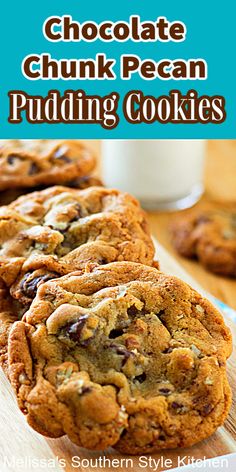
[0,241,235,472]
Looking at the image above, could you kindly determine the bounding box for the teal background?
[0,0,235,138]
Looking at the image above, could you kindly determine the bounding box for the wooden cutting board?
[0,241,235,472]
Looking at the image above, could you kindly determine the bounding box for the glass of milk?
[101,140,205,210]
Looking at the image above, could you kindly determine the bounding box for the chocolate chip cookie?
[0,175,104,205]
[8,262,232,453]
[171,208,236,277]
[0,140,95,191]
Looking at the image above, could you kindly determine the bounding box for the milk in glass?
[102,140,205,210]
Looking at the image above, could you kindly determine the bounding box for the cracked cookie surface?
[0,186,155,362]
[8,262,232,453]
[0,140,95,191]
[171,208,236,277]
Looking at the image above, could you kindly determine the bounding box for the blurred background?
[87,139,236,309]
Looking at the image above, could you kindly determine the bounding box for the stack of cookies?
[0,140,232,455]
